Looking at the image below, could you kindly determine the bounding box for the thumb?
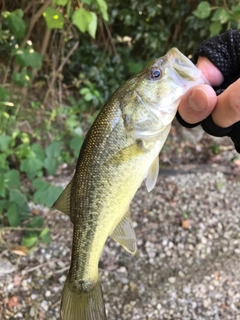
[178,84,217,124]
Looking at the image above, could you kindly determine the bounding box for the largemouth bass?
[53,48,208,320]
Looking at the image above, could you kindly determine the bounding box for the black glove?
[176,29,240,153]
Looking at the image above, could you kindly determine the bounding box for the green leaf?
[32,178,47,191]
[0,87,10,101]
[96,0,109,21]
[43,7,64,29]
[20,132,30,144]
[6,13,26,39]
[40,227,51,243]
[5,170,20,189]
[14,49,42,70]
[0,200,8,215]
[230,4,240,20]
[72,8,92,33]
[22,234,39,247]
[0,173,6,197]
[82,0,92,4]
[0,135,11,151]
[88,12,98,38]
[66,114,79,131]
[127,61,143,74]
[44,157,58,175]
[31,143,45,162]
[33,179,62,207]
[210,21,222,37]
[27,216,44,228]
[23,216,44,244]
[27,51,42,70]
[74,127,83,136]
[16,144,32,160]
[80,87,90,95]
[13,9,24,18]
[211,8,230,24]
[53,0,68,5]
[70,136,83,158]
[182,212,188,219]
[7,203,21,226]
[193,1,211,19]
[0,154,9,170]
[45,141,61,158]
[12,70,33,88]
[20,158,44,179]
[84,92,93,101]
[61,150,71,164]
[9,189,29,213]
[34,183,63,207]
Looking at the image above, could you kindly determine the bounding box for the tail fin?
[60,275,106,320]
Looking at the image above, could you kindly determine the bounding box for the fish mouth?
[166,48,209,83]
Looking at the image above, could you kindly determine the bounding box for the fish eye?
[149,68,161,79]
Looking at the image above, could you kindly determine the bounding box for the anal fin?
[110,211,137,254]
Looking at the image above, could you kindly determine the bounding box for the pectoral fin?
[52,180,72,216]
[145,156,159,192]
[108,142,145,166]
[110,212,137,254]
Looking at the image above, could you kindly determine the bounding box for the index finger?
[196,57,224,86]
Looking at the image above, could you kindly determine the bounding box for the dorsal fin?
[110,211,137,255]
[145,156,159,192]
[52,180,72,216]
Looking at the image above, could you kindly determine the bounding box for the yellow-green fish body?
[53,48,208,319]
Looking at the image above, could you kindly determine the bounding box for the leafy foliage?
[22,216,51,248]
[193,1,240,36]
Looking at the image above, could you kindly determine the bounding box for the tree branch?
[43,40,79,104]
[22,0,52,47]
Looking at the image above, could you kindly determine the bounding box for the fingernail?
[189,88,209,112]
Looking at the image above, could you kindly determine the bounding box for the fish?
[52,48,208,320]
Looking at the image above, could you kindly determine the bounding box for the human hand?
[178,57,240,128]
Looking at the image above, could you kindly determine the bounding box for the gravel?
[1,163,240,319]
